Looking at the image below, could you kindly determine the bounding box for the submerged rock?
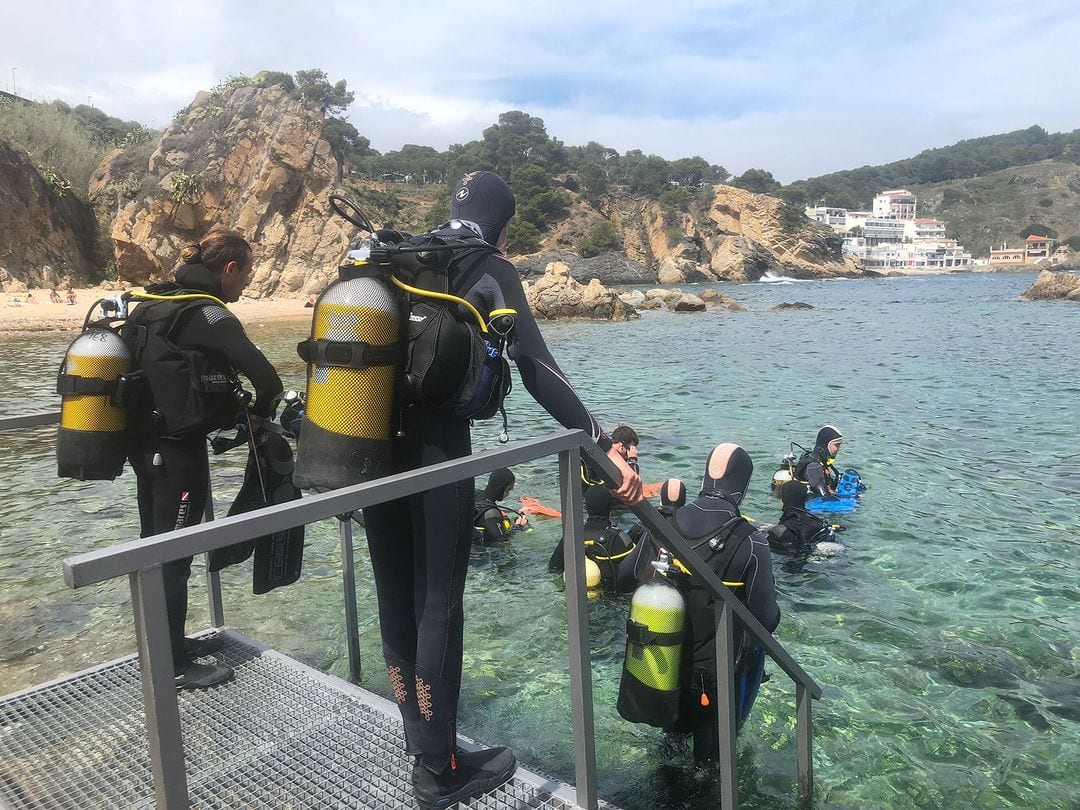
[771,301,815,311]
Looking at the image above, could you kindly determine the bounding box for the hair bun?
[180,243,202,263]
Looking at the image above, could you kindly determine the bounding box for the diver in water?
[795,425,843,497]
[548,485,642,592]
[473,467,527,543]
[126,228,282,690]
[766,479,838,553]
[361,171,642,809]
[667,444,780,761]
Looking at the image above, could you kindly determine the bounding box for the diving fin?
[251,431,304,594]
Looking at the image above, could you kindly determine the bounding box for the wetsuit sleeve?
[475,257,611,450]
[178,306,284,418]
[805,460,829,497]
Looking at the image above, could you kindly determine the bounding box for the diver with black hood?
[795,424,843,497]
[667,443,780,761]
[473,467,527,543]
[767,479,838,553]
[360,171,642,809]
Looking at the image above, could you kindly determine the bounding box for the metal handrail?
[7,412,820,809]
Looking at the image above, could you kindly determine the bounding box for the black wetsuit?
[473,499,513,543]
[795,448,839,498]
[669,492,781,760]
[767,506,834,552]
[363,248,610,771]
[128,264,282,674]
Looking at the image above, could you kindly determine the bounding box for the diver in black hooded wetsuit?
[795,424,844,497]
[473,467,526,543]
[667,444,781,762]
[361,171,643,810]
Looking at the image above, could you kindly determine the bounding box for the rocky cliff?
[92,81,351,296]
[0,141,99,290]
[520,184,861,285]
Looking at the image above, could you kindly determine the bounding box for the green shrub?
[1038,197,1053,207]
[0,100,109,200]
[38,165,72,197]
[506,219,541,254]
[170,172,203,204]
[578,220,621,257]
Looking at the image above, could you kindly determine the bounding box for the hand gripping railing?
[579,442,822,809]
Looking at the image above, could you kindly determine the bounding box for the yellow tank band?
[389,275,487,332]
[722,581,745,587]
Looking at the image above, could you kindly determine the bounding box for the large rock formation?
[0,141,99,289]
[524,261,638,320]
[94,82,351,297]
[515,249,652,285]
[1019,268,1080,301]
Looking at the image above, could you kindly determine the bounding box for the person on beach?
[49,288,62,303]
[361,171,642,809]
[126,228,282,690]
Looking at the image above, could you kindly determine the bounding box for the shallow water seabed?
[1,272,1078,809]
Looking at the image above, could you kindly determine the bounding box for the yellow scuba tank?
[293,266,402,491]
[56,323,133,480]
[616,578,686,727]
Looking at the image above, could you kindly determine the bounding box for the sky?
[5,0,1079,182]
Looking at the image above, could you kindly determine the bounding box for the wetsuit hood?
[701,444,753,506]
[450,171,516,245]
[660,478,686,509]
[815,425,843,455]
[585,484,613,519]
[779,479,810,509]
[175,263,227,299]
[483,468,515,500]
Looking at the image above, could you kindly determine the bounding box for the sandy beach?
[0,287,313,334]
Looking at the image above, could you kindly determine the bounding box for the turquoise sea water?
[0,271,1077,808]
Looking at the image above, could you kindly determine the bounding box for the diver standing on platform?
[360,171,642,809]
[126,228,282,690]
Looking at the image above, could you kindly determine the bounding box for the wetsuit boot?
[412,743,518,809]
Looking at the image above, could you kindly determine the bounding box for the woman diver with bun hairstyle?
[362,171,643,809]
[126,228,282,690]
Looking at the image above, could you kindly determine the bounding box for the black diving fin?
[207,426,304,593]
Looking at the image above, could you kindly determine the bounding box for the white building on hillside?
[873,189,917,220]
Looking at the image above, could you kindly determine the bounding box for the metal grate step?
[0,632,609,810]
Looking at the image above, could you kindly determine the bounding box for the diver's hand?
[608,443,644,505]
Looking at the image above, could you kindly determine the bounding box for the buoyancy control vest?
[794,448,840,491]
[122,285,241,440]
[293,196,517,492]
[767,507,833,550]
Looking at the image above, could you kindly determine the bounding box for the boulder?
[524,261,639,321]
[666,293,707,312]
[618,289,647,307]
[100,82,352,296]
[771,301,815,311]
[1019,268,1080,301]
[515,250,651,286]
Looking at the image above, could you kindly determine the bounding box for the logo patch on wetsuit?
[175,491,191,530]
[455,185,470,202]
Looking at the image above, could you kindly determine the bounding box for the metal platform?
[0,631,605,810]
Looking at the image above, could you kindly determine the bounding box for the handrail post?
[203,479,225,628]
[339,516,363,684]
[130,565,189,809]
[558,447,597,810]
[714,601,739,810]
[797,681,813,802]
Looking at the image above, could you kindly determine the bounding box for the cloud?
[5,0,1079,179]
